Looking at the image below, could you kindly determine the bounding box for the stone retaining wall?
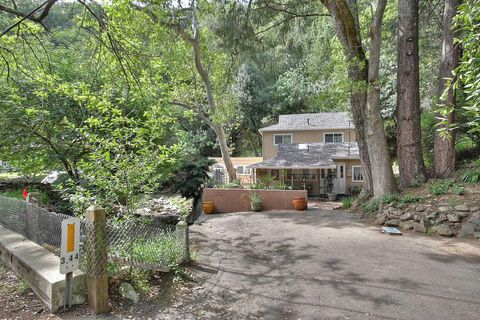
[374,203,480,238]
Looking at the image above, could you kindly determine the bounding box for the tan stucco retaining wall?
[202,188,308,213]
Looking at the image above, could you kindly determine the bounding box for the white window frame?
[273,133,293,146]
[323,132,344,143]
[352,166,364,182]
[235,165,251,176]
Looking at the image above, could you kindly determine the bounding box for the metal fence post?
[176,220,190,263]
[85,205,109,314]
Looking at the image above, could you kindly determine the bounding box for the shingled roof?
[249,143,359,169]
[259,112,354,132]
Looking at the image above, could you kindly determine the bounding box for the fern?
[461,171,480,183]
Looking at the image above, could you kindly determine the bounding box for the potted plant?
[322,170,337,201]
[247,190,263,212]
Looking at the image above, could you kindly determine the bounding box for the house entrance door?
[333,163,346,194]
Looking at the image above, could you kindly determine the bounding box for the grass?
[341,197,354,210]
[0,189,24,200]
[17,278,30,295]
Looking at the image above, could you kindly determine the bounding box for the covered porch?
[249,157,348,198]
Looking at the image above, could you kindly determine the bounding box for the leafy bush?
[427,179,455,195]
[453,184,466,195]
[461,171,480,183]
[350,186,362,197]
[218,179,241,189]
[362,198,380,214]
[341,197,354,209]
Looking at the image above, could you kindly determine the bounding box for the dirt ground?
[0,262,59,320]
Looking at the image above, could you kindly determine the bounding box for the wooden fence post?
[85,205,109,314]
[176,220,190,263]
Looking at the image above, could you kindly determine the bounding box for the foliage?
[453,184,466,195]
[247,190,262,204]
[170,157,214,201]
[322,170,336,194]
[362,199,380,214]
[218,180,242,189]
[362,193,427,212]
[454,0,480,136]
[461,171,480,183]
[341,197,354,210]
[17,277,30,295]
[427,179,456,196]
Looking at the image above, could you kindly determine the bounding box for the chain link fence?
[0,195,186,277]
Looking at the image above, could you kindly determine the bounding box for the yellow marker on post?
[67,223,75,253]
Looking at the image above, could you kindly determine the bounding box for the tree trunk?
[365,0,398,196]
[188,3,236,182]
[213,124,236,182]
[322,0,397,198]
[397,0,426,188]
[434,0,459,178]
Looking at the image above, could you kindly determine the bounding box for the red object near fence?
[22,188,28,199]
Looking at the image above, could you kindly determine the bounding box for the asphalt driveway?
[183,209,480,320]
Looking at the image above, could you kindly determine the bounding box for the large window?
[273,134,292,145]
[324,133,344,143]
[352,166,364,182]
[236,165,251,176]
[287,169,317,181]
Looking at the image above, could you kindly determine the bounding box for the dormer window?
[274,134,292,145]
[324,133,344,143]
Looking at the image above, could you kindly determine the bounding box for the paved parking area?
[184,209,480,320]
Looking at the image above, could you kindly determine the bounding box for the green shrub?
[350,186,362,196]
[461,171,480,183]
[341,197,354,209]
[218,179,242,189]
[427,179,455,195]
[362,198,380,214]
[453,184,466,195]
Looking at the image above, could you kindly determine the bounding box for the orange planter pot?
[292,197,307,211]
[203,201,215,214]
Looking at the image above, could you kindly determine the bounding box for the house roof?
[259,112,354,132]
[249,143,359,169]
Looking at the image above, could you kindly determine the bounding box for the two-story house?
[249,112,364,196]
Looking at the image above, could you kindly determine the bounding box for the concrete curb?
[0,225,86,312]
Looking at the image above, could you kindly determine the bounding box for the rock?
[434,224,453,237]
[468,217,480,226]
[119,282,140,304]
[460,223,476,236]
[413,222,427,233]
[454,211,470,218]
[414,214,423,222]
[447,213,460,223]
[435,214,448,224]
[392,210,403,217]
[438,206,451,213]
[475,232,480,240]
[472,212,480,219]
[400,212,414,221]
[385,219,400,227]
[375,214,387,225]
[426,211,438,220]
[388,207,396,213]
[415,205,426,212]
[470,206,479,212]
[454,205,469,212]
[399,221,414,231]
